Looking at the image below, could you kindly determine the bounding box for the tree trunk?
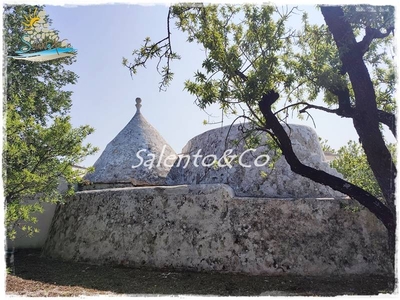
[320,6,396,215]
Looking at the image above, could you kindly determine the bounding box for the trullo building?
[84,97,176,187]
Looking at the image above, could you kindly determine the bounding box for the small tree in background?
[330,141,396,201]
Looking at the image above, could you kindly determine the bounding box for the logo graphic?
[9,8,77,62]
[131,146,271,170]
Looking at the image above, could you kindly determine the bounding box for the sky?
[6,1,398,167]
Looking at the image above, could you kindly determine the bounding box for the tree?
[329,141,396,201]
[124,4,396,253]
[3,5,98,240]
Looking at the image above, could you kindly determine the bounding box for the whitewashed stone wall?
[7,176,71,249]
[43,184,391,276]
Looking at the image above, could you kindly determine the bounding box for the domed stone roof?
[166,123,345,198]
[85,98,176,186]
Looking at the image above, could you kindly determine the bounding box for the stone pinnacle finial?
[135,97,142,113]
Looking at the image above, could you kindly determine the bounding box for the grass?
[6,249,396,296]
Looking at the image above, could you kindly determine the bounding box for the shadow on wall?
[7,201,58,249]
[6,166,86,250]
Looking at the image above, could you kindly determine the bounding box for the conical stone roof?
[85,98,176,186]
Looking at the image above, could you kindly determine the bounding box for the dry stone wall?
[43,184,391,276]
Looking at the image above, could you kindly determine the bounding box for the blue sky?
[39,4,396,167]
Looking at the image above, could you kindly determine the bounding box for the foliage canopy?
[4,5,98,240]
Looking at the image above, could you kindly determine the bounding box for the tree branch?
[278,101,397,138]
[124,6,179,91]
[358,26,395,55]
[258,90,395,234]
[299,103,339,115]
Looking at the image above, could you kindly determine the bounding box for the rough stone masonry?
[43,184,391,276]
[166,123,345,198]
